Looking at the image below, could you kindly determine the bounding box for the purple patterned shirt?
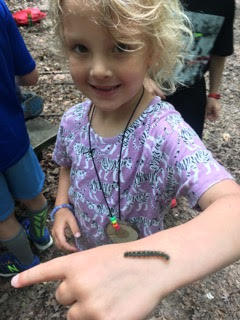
[53,96,232,250]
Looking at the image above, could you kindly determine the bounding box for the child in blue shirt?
[0,0,52,277]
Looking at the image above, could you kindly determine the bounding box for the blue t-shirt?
[0,0,36,171]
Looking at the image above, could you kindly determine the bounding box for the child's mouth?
[90,84,121,92]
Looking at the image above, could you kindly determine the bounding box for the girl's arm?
[12,179,240,320]
[55,166,71,206]
[52,166,80,252]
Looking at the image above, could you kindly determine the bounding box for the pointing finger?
[11,255,69,288]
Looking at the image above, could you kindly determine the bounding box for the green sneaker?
[21,218,53,251]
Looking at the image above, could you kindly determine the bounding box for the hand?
[143,76,166,99]
[205,97,221,121]
[11,243,169,320]
[52,208,80,252]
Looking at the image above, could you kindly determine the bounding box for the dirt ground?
[0,0,240,319]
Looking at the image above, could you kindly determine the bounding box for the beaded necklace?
[88,88,144,243]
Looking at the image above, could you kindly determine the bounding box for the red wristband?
[208,93,221,99]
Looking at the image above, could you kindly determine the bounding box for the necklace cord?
[88,87,145,221]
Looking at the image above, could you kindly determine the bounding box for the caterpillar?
[124,250,170,260]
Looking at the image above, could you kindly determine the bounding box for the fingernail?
[74,232,81,238]
[11,274,19,288]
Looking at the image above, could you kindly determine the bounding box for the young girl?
[12,1,240,319]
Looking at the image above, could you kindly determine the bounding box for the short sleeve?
[162,113,233,208]
[52,113,73,168]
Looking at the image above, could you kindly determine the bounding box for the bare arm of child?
[52,166,80,252]
[206,55,226,121]
[16,68,39,86]
[12,179,240,320]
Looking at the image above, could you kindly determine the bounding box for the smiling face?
[62,1,152,114]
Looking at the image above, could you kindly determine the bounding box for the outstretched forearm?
[137,196,240,298]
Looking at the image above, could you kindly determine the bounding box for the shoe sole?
[0,272,19,277]
[33,235,53,251]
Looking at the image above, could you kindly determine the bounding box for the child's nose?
[90,56,112,79]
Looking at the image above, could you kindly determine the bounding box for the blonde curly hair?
[49,0,192,93]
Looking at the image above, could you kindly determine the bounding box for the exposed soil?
[0,1,240,319]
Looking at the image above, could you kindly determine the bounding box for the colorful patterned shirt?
[53,96,232,250]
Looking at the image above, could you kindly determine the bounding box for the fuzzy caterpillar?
[124,251,170,260]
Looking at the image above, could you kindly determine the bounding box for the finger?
[55,232,79,252]
[62,242,79,252]
[11,255,68,288]
[68,216,81,238]
[56,281,76,306]
[51,221,67,246]
[208,115,215,122]
[67,302,87,320]
[53,224,78,252]
[52,229,65,250]
[207,112,216,122]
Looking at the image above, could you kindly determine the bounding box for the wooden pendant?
[106,221,139,243]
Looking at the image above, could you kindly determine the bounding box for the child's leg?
[4,146,52,250]
[0,213,34,265]
[21,193,48,239]
[21,192,46,212]
[0,172,39,277]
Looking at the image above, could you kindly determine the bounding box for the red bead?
[114,224,120,230]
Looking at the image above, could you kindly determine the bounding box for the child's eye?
[114,42,132,53]
[74,44,88,54]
